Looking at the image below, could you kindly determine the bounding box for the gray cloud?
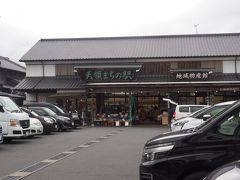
[1,0,240,64]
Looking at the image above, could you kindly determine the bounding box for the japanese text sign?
[176,72,209,80]
[81,69,136,81]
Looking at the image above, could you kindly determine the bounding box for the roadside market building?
[15,33,240,123]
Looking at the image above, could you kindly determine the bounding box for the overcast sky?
[1,0,240,65]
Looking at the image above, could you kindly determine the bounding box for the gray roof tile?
[14,77,42,90]
[14,76,84,90]
[21,33,240,61]
[34,76,84,90]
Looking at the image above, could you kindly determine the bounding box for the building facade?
[15,33,240,123]
[0,56,26,102]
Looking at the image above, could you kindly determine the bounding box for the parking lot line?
[0,129,124,180]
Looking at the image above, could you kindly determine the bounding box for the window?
[218,109,240,136]
[178,61,201,69]
[179,106,189,113]
[190,106,204,112]
[33,109,46,116]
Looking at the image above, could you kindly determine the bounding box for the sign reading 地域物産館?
[80,69,136,81]
[175,72,210,80]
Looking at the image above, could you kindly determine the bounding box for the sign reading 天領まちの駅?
[80,69,136,81]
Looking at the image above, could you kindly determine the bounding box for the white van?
[173,104,207,119]
[0,96,30,142]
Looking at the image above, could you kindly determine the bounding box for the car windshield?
[31,111,39,117]
[46,105,66,114]
[193,104,233,131]
[195,105,228,119]
[53,105,66,113]
[191,106,211,118]
[42,108,56,116]
[22,108,40,117]
[0,97,20,113]
[31,107,56,117]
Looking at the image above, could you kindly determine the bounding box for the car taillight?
[173,112,176,119]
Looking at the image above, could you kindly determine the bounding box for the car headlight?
[57,116,71,122]
[33,122,42,126]
[142,143,174,164]
[50,117,57,123]
[63,117,71,122]
[44,117,54,124]
[10,120,20,127]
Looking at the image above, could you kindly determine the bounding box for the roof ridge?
[40,32,240,42]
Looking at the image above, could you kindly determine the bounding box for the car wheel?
[184,171,209,180]
[73,124,78,129]
[55,124,61,132]
[42,129,49,135]
[42,128,47,135]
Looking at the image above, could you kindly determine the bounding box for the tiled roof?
[34,76,84,90]
[21,33,240,61]
[14,76,84,90]
[0,56,26,72]
[14,77,42,90]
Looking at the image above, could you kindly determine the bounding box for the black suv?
[20,107,57,134]
[27,106,72,131]
[140,100,240,180]
[23,102,82,127]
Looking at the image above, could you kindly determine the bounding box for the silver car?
[171,101,236,131]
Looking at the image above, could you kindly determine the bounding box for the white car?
[29,117,43,136]
[171,101,236,131]
[173,104,207,119]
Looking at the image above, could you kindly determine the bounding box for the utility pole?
[194,24,199,34]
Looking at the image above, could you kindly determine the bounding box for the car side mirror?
[0,105,4,113]
[203,114,211,121]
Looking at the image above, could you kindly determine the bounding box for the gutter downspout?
[42,61,45,77]
[235,56,239,80]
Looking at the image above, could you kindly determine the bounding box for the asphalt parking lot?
[0,126,169,180]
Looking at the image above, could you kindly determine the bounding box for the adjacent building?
[15,33,240,122]
[0,56,26,102]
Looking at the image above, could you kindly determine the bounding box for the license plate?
[25,131,30,136]
[72,122,74,126]
[0,135,2,142]
[55,125,58,129]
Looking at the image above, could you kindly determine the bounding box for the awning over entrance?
[15,73,240,92]
[14,76,85,91]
